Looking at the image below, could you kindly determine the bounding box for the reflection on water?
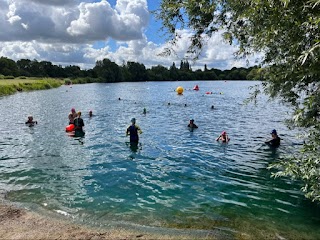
[0,81,319,239]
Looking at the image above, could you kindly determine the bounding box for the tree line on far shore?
[0,56,262,83]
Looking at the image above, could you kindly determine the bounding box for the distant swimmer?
[89,110,93,117]
[188,119,198,129]
[216,131,230,143]
[74,111,85,136]
[143,108,147,114]
[211,105,214,109]
[68,108,77,124]
[265,129,280,148]
[25,116,37,126]
[126,118,142,144]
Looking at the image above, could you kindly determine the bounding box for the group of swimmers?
[25,104,280,148]
[126,117,280,148]
[67,108,92,136]
[186,119,280,146]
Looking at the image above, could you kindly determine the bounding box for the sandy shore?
[0,202,219,240]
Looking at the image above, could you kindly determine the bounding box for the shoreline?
[0,78,64,97]
[0,200,218,240]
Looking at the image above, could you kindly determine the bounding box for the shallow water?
[0,81,319,239]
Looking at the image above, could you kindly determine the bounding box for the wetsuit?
[267,136,280,147]
[74,117,85,136]
[127,124,141,143]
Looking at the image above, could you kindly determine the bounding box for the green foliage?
[0,79,63,96]
[157,0,320,201]
[0,55,255,83]
[3,75,15,79]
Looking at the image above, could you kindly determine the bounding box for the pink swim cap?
[222,131,226,135]
[71,108,75,112]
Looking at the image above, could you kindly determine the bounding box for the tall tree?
[126,61,148,82]
[0,57,19,76]
[156,0,320,201]
[93,59,123,82]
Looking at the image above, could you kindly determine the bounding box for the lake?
[0,81,319,239]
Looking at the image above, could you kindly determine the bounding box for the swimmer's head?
[28,116,33,120]
[77,111,81,116]
[221,131,226,135]
[71,108,75,113]
[270,129,277,135]
[131,118,136,123]
[190,119,194,123]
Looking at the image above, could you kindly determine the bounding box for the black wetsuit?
[267,136,280,147]
[188,124,198,129]
[74,117,85,136]
[127,125,140,143]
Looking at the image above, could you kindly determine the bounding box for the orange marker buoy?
[65,124,75,132]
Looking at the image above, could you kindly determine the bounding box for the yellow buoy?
[176,86,184,95]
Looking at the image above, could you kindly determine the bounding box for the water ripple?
[0,81,319,238]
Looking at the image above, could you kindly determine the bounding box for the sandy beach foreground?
[0,203,219,240]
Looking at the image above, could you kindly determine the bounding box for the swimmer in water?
[216,131,230,143]
[143,108,147,114]
[126,118,142,144]
[89,110,93,117]
[68,108,77,124]
[25,116,37,126]
[188,119,198,129]
[265,129,281,148]
[74,111,85,136]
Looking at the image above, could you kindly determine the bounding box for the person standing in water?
[216,131,230,143]
[74,111,85,136]
[25,115,37,126]
[126,118,142,144]
[188,119,198,129]
[265,129,281,147]
[68,108,77,124]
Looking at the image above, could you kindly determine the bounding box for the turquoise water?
[0,81,319,239]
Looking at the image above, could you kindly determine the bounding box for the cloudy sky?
[0,0,261,70]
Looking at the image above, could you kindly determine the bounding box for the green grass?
[0,78,64,96]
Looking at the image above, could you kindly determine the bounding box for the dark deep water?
[0,81,319,239]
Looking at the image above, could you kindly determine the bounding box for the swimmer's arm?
[136,125,143,134]
[216,136,221,141]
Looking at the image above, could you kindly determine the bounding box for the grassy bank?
[0,77,64,96]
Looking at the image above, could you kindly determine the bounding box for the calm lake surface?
[0,81,319,239]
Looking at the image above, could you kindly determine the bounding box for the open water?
[0,81,319,239]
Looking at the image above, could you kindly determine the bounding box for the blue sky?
[0,0,260,70]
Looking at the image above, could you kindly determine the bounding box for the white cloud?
[0,0,149,43]
[30,0,77,6]
[0,0,261,71]
[67,0,149,41]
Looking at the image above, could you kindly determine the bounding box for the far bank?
[0,78,64,96]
